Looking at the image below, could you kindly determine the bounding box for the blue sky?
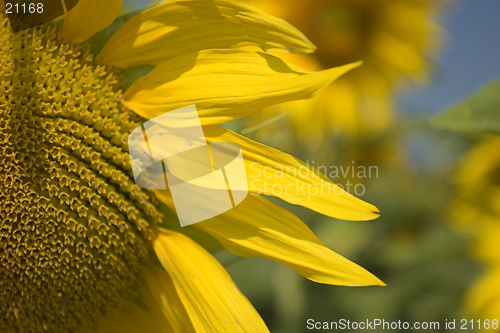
[399,0,500,115]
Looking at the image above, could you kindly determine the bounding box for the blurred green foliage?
[432,81,500,136]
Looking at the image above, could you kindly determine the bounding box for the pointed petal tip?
[344,203,379,222]
[372,276,387,287]
[364,209,381,221]
[354,273,385,287]
[325,269,385,287]
[310,60,364,94]
[329,60,363,75]
[300,38,317,54]
[352,60,364,68]
[352,199,379,221]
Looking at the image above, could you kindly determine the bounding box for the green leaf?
[431,81,500,135]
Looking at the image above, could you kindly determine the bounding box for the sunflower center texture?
[0,18,161,333]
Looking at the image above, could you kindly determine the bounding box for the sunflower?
[0,1,384,332]
[451,138,500,328]
[240,0,441,141]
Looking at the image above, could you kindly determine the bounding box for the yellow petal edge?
[123,49,361,126]
[63,0,124,44]
[154,229,270,333]
[98,0,315,68]
[155,190,385,287]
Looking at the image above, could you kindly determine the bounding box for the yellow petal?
[94,301,169,333]
[142,124,378,221]
[63,0,124,44]
[155,189,384,287]
[98,0,315,68]
[122,49,360,126]
[204,126,379,221]
[153,230,270,333]
[141,265,196,333]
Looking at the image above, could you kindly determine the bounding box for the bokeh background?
[123,0,500,331]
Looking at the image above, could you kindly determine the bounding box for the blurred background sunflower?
[450,137,500,328]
